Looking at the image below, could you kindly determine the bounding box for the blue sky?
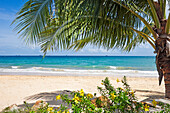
[0,0,168,56]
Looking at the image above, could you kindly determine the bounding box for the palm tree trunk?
[153,1,170,98]
[164,68,170,98]
[156,34,170,98]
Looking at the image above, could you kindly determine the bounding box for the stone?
[1,104,19,112]
[91,96,110,107]
[31,100,48,110]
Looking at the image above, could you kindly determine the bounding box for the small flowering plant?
[96,76,144,112]
[56,76,146,113]
[57,89,98,112]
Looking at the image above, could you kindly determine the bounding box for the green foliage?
[12,0,163,55]
[52,76,170,113]
[158,101,170,113]
[95,76,144,112]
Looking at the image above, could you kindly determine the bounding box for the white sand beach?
[0,75,165,111]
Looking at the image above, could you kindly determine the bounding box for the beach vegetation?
[12,0,170,98]
[2,77,170,113]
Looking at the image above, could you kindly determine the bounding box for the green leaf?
[165,14,170,34]
[147,0,160,28]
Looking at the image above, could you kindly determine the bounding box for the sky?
[0,0,168,56]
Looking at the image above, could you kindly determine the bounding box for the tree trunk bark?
[156,34,170,98]
[153,1,170,99]
[164,68,170,98]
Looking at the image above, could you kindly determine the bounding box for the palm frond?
[12,0,54,44]
[39,15,151,53]
[147,0,160,29]
[13,0,159,55]
[165,14,170,34]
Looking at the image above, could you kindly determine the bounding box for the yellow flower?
[56,95,61,101]
[116,78,120,82]
[111,92,116,100]
[119,87,124,91]
[144,104,149,111]
[73,94,80,104]
[62,111,69,113]
[130,90,134,97]
[80,89,84,96]
[87,93,93,98]
[152,99,157,107]
[88,108,93,111]
[47,107,54,113]
[101,83,103,85]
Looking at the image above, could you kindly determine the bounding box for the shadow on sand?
[17,89,170,109]
[18,90,73,109]
[135,89,170,104]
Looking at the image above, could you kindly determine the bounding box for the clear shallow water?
[0,56,158,76]
[0,56,156,70]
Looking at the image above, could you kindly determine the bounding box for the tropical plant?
[57,77,146,113]
[12,0,170,98]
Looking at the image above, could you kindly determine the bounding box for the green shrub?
[58,76,145,113]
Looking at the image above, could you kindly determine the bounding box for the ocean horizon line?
[0,55,155,57]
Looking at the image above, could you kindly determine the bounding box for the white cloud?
[88,48,98,53]
[0,11,15,20]
[138,43,151,49]
[87,48,108,53]
[100,48,108,53]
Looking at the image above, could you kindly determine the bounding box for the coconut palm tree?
[13,0,170,98]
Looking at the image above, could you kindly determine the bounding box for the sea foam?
[0,66,158,77]
[11,66,20,69]
[108,66,117,69]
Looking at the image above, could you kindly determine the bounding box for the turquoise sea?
[0,56,158,76]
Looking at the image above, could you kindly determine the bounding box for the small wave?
[32,67,64,71]
[32,67,44,69]
[11,66,20,69]
[108,66,117,69]
[0,67,158,77]
[108,66,139,70]
[116,67,137,70]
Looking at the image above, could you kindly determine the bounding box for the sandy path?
[0,75,165,110]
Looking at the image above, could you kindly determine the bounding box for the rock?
[1,104,19,112]
[31,100,48,110]
[91,96,110,107]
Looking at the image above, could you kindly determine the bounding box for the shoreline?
[0,68,158,77]
[0,75,165,111]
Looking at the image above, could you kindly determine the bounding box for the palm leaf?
[165,14,170,34]
[13,0,156,55]
[12,0,53,44]
[147,0,160,28]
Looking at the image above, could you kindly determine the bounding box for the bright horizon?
[0,55,155,56]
